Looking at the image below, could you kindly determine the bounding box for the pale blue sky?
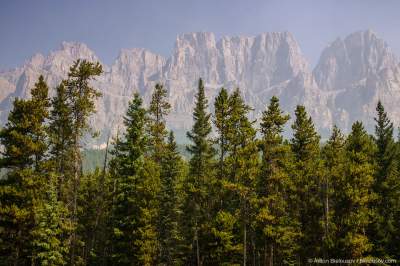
[1,0,399,69]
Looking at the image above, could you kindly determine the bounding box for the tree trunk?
[243,222,247,266]
[195,226,200,266]
[264,240,267,266]
[70,132,80,265]
[268,244,273,266]
[324,174,329,258]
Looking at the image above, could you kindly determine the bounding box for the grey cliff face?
[314,30,400,132]
[0,30,398,145]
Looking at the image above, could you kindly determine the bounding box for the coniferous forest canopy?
[0,60,399,265]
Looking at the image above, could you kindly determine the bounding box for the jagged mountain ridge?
[0,30,398,145]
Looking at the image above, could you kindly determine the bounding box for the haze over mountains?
[1,29,399,145]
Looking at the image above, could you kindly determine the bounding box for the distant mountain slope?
[1,30,398,145]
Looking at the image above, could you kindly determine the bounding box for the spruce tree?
[0,76,51,265]
[30,75,51,170]
[257,96,298,265]
[184,78,215,265]
[321,125,346,257]
[223,88,259,265]
[76,168,113,265]
[159,131,184,265]
[31,174,70,266]
[48,81,74,199]
[110,93,160,265]
[340,121,376,258]
[64,60,103,264]
[372,101,400,258]
[212,88,240,264]
[148,83,171,162]
[290,105,323,263]
[214,87,230,181]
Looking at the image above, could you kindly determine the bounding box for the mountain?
[0,30,398,145]
[314,29,400,132]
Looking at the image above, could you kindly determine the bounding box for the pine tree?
[371,101,400,258]
[290,105,323,263]
[223,88,259,265]
[257,96,298,265]
[212,88,241,264]
[48,81,74,200]
[159,131,184,265]
[0,76,51,265]
[321,125,346,257]
[76,168,113,265]
[148,83,171,162]
[134,160,161,266]
[30,75,51,170]
[184,79,216,265]
[31,174,71,266]
[64,60,103,264]
[339,121,376,258]
[110,93,160,265]
[214,87,230,181]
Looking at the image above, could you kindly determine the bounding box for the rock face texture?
[0,30,398,144]
[314,30,400,132]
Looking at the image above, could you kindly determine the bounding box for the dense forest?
[0,60,399,265]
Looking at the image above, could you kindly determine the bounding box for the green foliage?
[159,132,184,265]
[148,83,171,162]
[340,121,376,258]
[214,87,230,180]
[220,88,259,265]
[0,75,50,265]
[49,82,74,178]
[32,174,71,266]
[110,93,161,265]
[291,105,324,263]
[321,125,347,257]
[371,101,400,258]
[256,96,299,265]
[184,79,216,265]
[61,60,103,264]
[1,66,399,265]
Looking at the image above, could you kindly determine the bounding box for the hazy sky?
[1,0,400,70]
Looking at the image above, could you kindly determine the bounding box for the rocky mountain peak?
[109,48,165,95]
[2,30,400,145]
[42,41,100,73]
[26,53,46,69]
[313,30,398,90]
[175,32,217,50]
[58,41,98,60]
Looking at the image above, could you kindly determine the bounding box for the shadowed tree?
[184,79,216,265]
[291,105,323,263]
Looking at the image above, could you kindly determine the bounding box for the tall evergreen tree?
[321,125,346,257]
[110,94,160,265]
[340,121,376,258]
[371,101,400,258]
[257,96,298,265]
[148,83,171,162]
[76,168,113,265]
[64,60,103,264]
[0,76,50,265]
[223,88,259,265]
[159,131,184,265]
[184,79,216,265]
[290,105,323,263]
[30,75,51,170]
[48,82,74,199]
[214,87,230,181]
[31,174,70,266]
